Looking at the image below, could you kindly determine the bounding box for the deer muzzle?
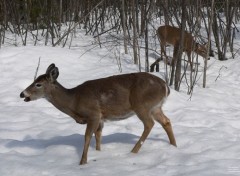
[20,91,31,102]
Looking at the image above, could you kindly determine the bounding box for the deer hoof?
[80,159,87,165]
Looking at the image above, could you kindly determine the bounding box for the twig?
[34,57,41,80]
[93,24,119,38]
[215,65,227,82]
[53,0,105,47]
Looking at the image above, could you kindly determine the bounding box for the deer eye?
[35,83,42,88]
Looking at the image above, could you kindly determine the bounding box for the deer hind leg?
[95,120,104,151]
[80,119,101,165]
[131,110,155,153]
[152,108,177,147]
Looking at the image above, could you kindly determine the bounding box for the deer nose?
[20,92,25,98]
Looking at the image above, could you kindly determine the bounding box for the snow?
[1,37,240,176]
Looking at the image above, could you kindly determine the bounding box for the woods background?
[0,0,239,94]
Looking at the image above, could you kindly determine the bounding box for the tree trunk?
[174,0,186,91]
[121,0,128,54]
[203,0,214,88]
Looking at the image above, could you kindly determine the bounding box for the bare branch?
[34,57,41,80]
[215,66,228,82]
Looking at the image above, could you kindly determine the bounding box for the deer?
[151,25,213,72]
[20,63,177,165]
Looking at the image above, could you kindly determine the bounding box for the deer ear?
[46,63,56,74]
[196,43,205,49]
[201,42,208,48]
[195,43,200,49]
[48,67,59,82]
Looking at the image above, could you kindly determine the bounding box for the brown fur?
[20,64,177,165]
[157,25,209,68]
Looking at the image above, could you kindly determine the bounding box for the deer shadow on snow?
[6,132,165,160]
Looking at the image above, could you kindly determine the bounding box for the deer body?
[20,64,176,165]
[157,25,209,68]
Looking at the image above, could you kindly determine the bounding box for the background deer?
[20,64,177,165]
[152,25,213,70]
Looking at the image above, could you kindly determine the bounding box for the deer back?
[20,65,169,123]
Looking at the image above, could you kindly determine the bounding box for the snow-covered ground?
[0,34,240,176]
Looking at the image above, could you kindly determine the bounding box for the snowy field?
[1,33,240,176]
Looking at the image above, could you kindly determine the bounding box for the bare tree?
[174,0,186,91]
[1,0,240,94]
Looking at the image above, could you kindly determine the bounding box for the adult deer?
[20,64,177,165]
[151,25,213,71]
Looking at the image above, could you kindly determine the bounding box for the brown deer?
[20,64,177,165]
[151,25,212,71]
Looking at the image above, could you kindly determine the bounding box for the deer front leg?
[187,52,194,71]
[80,120,100,165]
[95,121,104,151]
[161,43,169,65]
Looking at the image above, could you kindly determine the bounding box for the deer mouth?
[24,97,31,102]
[20,92,31,102]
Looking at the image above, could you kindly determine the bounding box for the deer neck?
[46,81,75,114]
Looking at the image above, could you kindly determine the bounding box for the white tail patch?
[165,84,169,98]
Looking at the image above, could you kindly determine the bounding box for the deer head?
[20,64,59,102]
